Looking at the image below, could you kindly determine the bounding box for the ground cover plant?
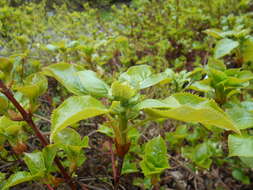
[1,0,253,189]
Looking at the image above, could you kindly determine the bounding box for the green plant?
[41,63,239,189]
[205,27,253,67]
[190,61,253,104]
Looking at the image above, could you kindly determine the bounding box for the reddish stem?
[114,154,125,190]
[109,141,117,182]
[0,80,76,190]
[46,184,55,190]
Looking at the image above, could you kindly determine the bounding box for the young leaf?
[23,152,46,175]
[122,159,138,175]
[42,145,57,172]
[0,116,23,136]
[111,81,136,101]
[182,140,222,169]
[43,63,87,95]
[51,96,108,141]
[15,73,48,100]
[136,93,239,133]
[140,136,169,176]
[97,124,114,137]
[214,38,239,59]
[54,128,89,148]
[78,70,109,98]
[119,65,169,89]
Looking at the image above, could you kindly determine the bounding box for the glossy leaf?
[122,159,138,175]
[42,145,57,171]
[228,135,253,157]
[43,63,87,95]
[189,79,214,92]
[227,105,253,130]
[78,70,109,97]
[214,38,239,59]
[0,116,22,136]
[2,172,34,190]
[140,136,169,176]
[54,128,89,148]
[119,65,169,89]
[23,152,46,175]
[51,96,108,141]
[135,93,239,133]
[242,37,253,63]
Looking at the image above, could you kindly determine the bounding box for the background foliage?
[1,0,253,189]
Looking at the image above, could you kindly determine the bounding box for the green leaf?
[242,37,253,63]
[54,128,89,163]
[0,94,8,113]
[214,38,239,59]
[122,159,138,175]
[78,70,109,98]
[0,57,13,71]
[42,145,57,172]
[97,124,114,137]
[166,125,188,147]
[2,172,34,190]
[232,168,250,184]
[140,71,171,89]
[224,69,253,86]
[189,80,214,92]
[182,140,222,169]
[43,63,87,95]
[140,136,169,176]
[51,96,108,141]
[240,157,253,168]
[119,65,169,89]
[227,104,253,130]
[46,44,58,51]
[228,135,253,157]
[15,73,48,100]
[0,116,22,136]
[136,93,239,133]
[23,152,46,175]
[54,128,89,148]
[0,172,5,181]
[204,28,224,39]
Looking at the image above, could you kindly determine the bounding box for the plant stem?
[113,112,130,190]
[46,184,55,190]
[152,185,160,190]
[0,80,77,190]
[109,141,117,182]
[114,155,125,190]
